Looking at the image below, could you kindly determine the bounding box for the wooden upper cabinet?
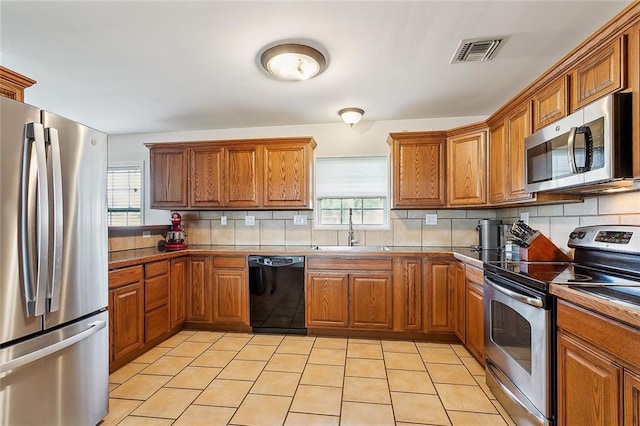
[488,122,507,204]
[507,103,533,202]
[190,146,224,208]
[225,145,260,208]
[532,76,568,132]
[147,138,315,210]
[149,146,188,208]
[447,129,487,206]
[388,132,447,208]
[263,141,313,208]
[0,66,35,102]
[571,36,624,111]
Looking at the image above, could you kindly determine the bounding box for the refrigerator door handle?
[45,127,64,312]
[20,123,49,317]
[0,320,106,374]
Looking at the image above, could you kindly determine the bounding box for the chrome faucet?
[348,208,358,246]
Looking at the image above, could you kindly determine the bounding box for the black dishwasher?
[248,255,306,334]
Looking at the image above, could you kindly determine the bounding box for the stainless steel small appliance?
[524,93,632,194]
[476,219,503,250]
[248,255,306,334]
[484,225,640,425]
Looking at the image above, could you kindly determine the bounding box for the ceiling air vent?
[450,37,505,63]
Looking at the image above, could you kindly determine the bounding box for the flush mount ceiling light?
[338,108,364,127]
[260,43,327,81]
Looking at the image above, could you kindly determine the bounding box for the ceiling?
[0,1,631,135]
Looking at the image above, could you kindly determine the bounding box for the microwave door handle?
[567,126,578,174]
[582,125,594,172]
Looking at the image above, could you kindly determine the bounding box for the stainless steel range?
[483,225,640,426]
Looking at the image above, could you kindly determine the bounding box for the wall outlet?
[245,215,255,226]
[142,231,151,238]
[220,215,227,226]
[293,214,307,226]
[425,213,438,225]
[520,212,530,224]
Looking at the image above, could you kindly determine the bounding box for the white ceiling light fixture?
[339,108,364,127]
[260,43,327,81]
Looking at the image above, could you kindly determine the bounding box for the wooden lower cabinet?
[556,300,640,425]
[424,260,454,332]
[393,257,422,331]
[170,256,187,329]
[557,333,621,425]
[464,265,484,363]
[144,260,171,343]
[451,262,466,341]
[306,272,349,327]
[108,266,144,367]
[186,255,213,323]
[212,267,249,325]
[349,272,393,329]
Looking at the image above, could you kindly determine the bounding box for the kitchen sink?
[312,245,391,251]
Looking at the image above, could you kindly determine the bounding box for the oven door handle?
[485,279,544,308]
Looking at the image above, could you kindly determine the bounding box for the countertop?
[108,245,486,270]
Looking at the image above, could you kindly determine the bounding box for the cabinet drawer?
[213,256,246,269]
[109,265,143,289]
[145,275,169,312]
[145,305,170,342]
[466,265,483,285]
[307,257,393,271]
[145,260,169,278]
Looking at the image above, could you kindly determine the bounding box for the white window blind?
[107,164,143,226]
[315,156,388,198]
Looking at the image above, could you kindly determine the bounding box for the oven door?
[484,276,553,426]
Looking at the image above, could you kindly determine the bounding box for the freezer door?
[41,111,108,329]
[0,97,44,345]
[0,311,109,426]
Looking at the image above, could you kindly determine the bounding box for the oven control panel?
[568,225,640,254]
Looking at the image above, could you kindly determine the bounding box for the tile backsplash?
[108,191,640,254]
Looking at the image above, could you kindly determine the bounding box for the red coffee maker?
[165,212,187,251]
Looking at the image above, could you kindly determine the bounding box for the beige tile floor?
[104,330,516,426]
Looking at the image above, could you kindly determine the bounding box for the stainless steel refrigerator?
[0,96,109,425]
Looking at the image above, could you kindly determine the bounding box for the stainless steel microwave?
[524,93,632,193]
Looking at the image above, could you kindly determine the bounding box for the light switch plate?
[293,214,307,225]
[520,212,530,224]
[220,216,227,226]
[425,213,438,225]
[245,215,255,226]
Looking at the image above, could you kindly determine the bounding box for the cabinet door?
[389,133,446,207]
[507,103,533,201]
[557,333,621,426]
[571,37,624,111]
[447,131,486,206]
[187,256,212,323]
[349,272,393,330]
[0,66,35,102]
[424,261,453,332]
[488,122,507,204]
[532,76,568,132]
[451,262,466,342]
[394,257,422,331]
[148,147,188,208]
[306,272,349,328]
[170,257,187,328]
[212,268,249,325]
[190,146,224,208]
[465,271,484,363]
[263,143,309,208]
[111,282,144,362]
[226,146,260,208]
[624,370,640,425]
